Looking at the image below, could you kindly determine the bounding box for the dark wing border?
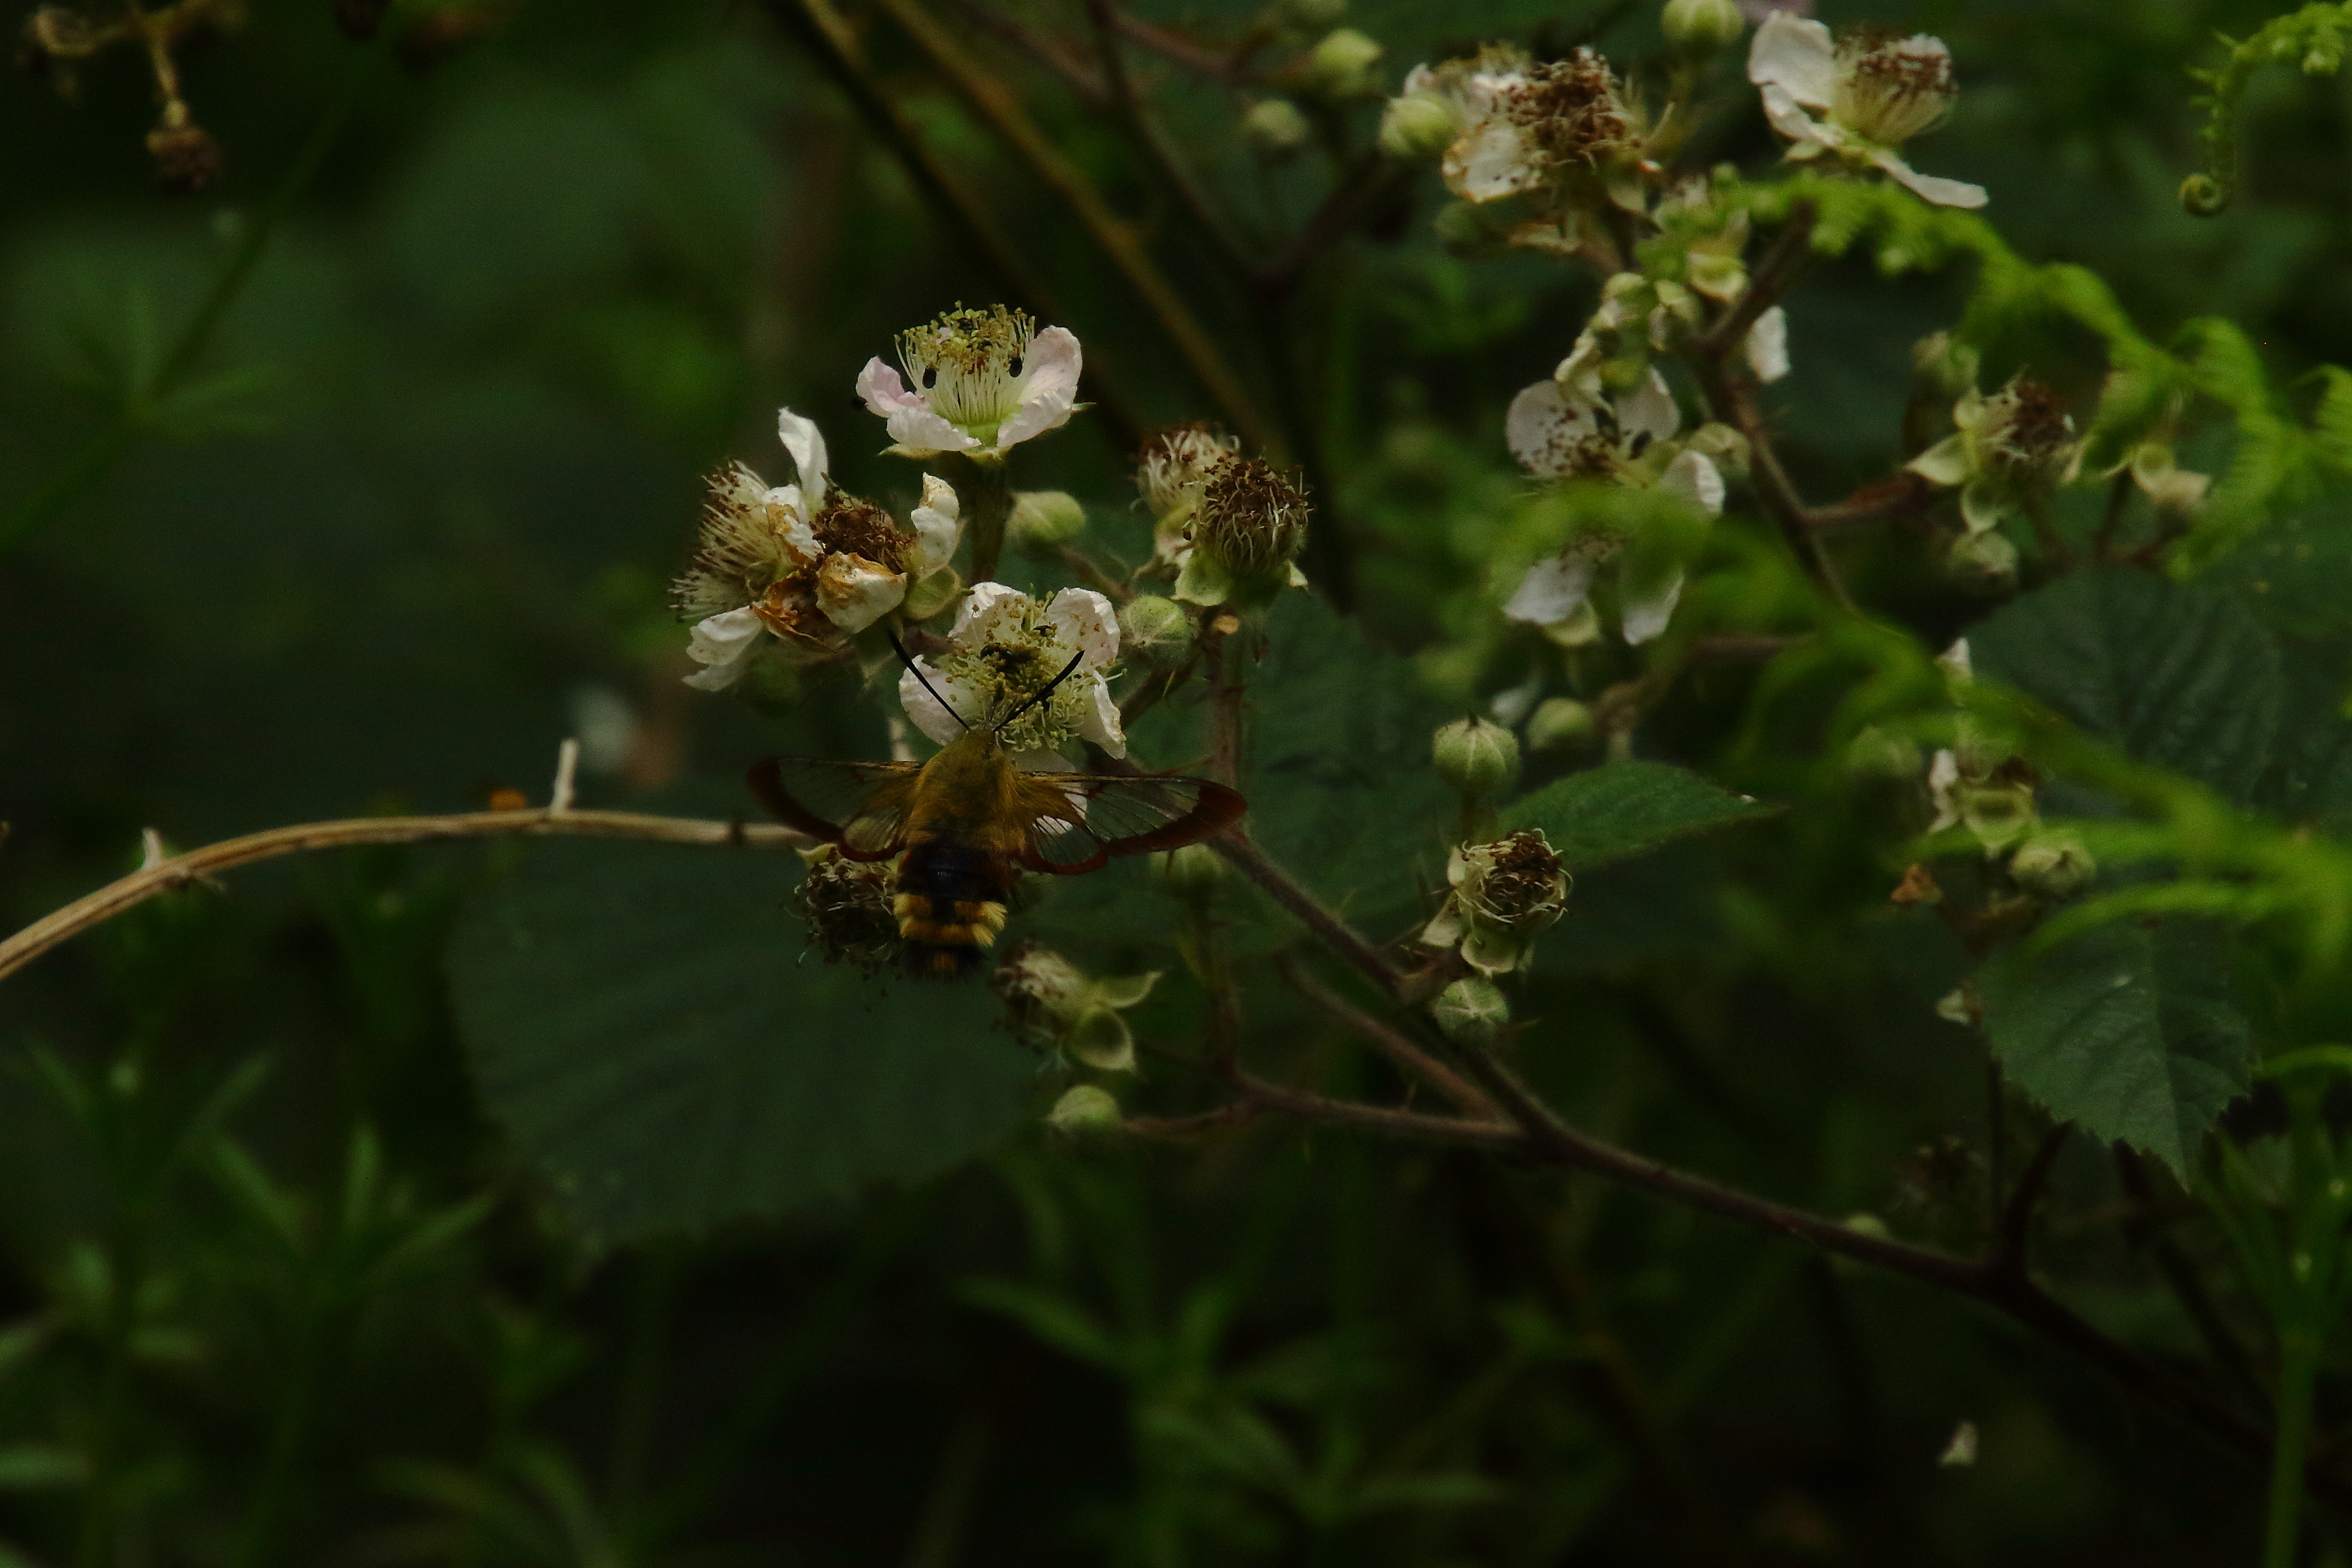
[1014,772,1247,876]
[747,756,923,861]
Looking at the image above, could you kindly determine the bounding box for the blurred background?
[2,0,2351,1561]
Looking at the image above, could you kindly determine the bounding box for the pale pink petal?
[1661,450,1724,516]
[1506,379,1597,477]
[886,405,979,456]
[776,407,830,497]
[1504,552,1597,625]
[856,356,925,416]
[1747,13,1835,107]
[993,326,1083,451]
[907,473,963,576]
[1043,587,1121,668]
[1616,368,1682,445]
[1869,147,1988,208]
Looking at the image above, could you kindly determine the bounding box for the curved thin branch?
[0,807,806,987]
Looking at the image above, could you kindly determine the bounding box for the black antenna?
[995,647,1088,733]
[886,626,970,733]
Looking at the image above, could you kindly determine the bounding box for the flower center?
[1831,29,1957,145]
[812,495,908,574]
[898,304,1037,439]
[1503,48,1630,168]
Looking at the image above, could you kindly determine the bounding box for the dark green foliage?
[1980,922,2253,1176]
[450,841,1031,1240]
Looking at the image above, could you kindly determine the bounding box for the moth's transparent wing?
[1014,772,1248,876]
[747,757,923,860]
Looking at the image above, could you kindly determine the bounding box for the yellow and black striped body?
[890,731,1028,976]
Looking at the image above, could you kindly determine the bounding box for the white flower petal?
[683,605,767,691]
[1758,83,1833,149]
[1619,565,1685,644]
[814,554,908,633]
[1748,13,1837,107]
[1866,146,1987,208]
[1616,368,1683,445]
[1043,587,1121,668]
[1907,433,1971,487]
[1504,551,1598,625]
[1506,379,1598,477]
[885,405,980,457]
[952,580,1032,648]
[1070,673,1126,758]
[776,407,830,497]
[1447,120,1539,201]
[1745,305,1791,383]
[899,659,976,746]
[856,356,924,416]
[909,473,963,575]
[1554,330,1608,403]
[994,326,1083,451]
[1661,450,1726,515]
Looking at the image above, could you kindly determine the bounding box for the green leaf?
[1498,761,1775,869]
[0,1445,84,1490]
[449,841,1032,1241]
[1978,921,2252,1176]
[1232,593,1457,929]
[1968,567,2283,801]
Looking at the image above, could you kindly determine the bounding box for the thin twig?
[1224,1067,1519,1145]
[1081,0,1257,278]
[1276,952,1498,1117]
[0,808,804,987]
[1206,830,1399,996]
[1990,1125,2068,1280]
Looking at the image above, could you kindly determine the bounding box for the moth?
[749,644,1247,977]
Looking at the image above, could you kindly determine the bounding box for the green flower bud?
[1008,490,1087,553]
[1241,97,1313,157]
[1945,529,2018,594]
[1377,91,1457,160]
[1844,725,1924,781]
[1046,1085,1124,1136]
[900,567,963,621]
[1525,698,1595,753]
[2179,172,2227,217]
[1153,842,1225,898]
[1957,781,2037,852]
[2010,829,2095,900]
[1118,593,1193,668]
[1274,0,1346,29]
[1433,715,1521,799]
[1661,0,1743,57]
[1431,976,1510,1047]
[1306,27,1383,98]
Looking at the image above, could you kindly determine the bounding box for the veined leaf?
[1499,761,1775,869]
[449,841,1031,1241]
[1970,567,2282,802]
[1978,921,2252,1176]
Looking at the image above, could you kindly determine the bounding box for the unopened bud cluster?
[1923,641,2096,903]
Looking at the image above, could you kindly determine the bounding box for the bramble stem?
[2268,1333,2323,1567]
[959,457,1013,586]
[0,806,804,988]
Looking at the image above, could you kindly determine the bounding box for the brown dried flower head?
[795,847,900,972]
[1189,457,1311,576]
[1508,48,1632,169]
[1135,422,1241,521]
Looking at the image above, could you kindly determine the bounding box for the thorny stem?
[0,805,804,988]
[0,42,374,560]
[1276,952,1498,1118]
[1079,0,1256,280]
[1201,611,1247,786]
[867,0,1281,456]
[1057,544,1132,602]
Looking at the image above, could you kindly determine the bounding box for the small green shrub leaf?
[449,841,1031,1242]
[1499,761,1775,868]
[1978,921,2252,1176]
